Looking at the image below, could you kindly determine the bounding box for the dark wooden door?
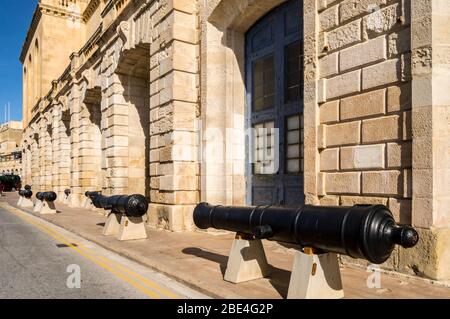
[246,0,304,206]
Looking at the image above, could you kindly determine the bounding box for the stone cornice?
[83,0,102,22]
[101,0,118,18]
[78,24,103,64]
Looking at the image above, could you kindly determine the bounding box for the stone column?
[303,0,320,205]
[51,106,61,198]
[44,115,53,191]
[31,132,40,190]
[147,1,199,231]
[79,83,103,196]
[20,145,25,184]
[69,83,83,206]
[101,69,129,196]
[404,0,450,280]
[51,104,70,199]
[38,118,47,192]
[20,135,31,186]
[59,106,71,200]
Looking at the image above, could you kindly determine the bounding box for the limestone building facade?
[20,0,450,280]
[0,121,23,175]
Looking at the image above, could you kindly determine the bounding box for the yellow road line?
[10,210,163,299]
[95,254,180,299]
[0,203,180,299]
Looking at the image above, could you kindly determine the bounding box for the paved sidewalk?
[2,192,450,299]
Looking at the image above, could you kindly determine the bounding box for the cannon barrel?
[85,191,101,199]
[64,189,71,196]
[36,191,57,202]
[193,203,419,264]
[92,194,148,218]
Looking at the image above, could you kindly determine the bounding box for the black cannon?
[193,203,419,264]
[19,189,33,199]
[64,189,71,196]
[24,185,32,190]
[0,174,21,191]
[36,191,57,202]
[92,194,148,218]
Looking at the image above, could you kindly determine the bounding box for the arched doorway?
[81,86,103,192]
[246,0,304,206]
[113,44,150,198]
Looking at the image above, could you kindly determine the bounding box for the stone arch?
[25,143,32,185]
[31,130,40,189]
[200,0,291,205]
[47,103,71,199]
[41,112,53,190]
[107,40,150,198]
[80,80,103,193]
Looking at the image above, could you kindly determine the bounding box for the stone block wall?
[316,0,412,225]
[102,53,130,197]
[69,83,83,206]
[147,0,199,231]
[51,104,71,200]
[31,133,40,190]
[79,86,103,194]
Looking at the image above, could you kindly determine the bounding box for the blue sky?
[0,0,37,124]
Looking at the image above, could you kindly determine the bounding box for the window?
[252,55,275,111]
[253,121,277,175]
[285,41,302,103]
[286,114,303,173]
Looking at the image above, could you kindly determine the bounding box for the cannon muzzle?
[91,194,148,217]
[64,189,71,196]
[24,185,32,190]
[85,191,101,199]
[36,191,57,202]
[193,203,419,264]
[19,189,32,198]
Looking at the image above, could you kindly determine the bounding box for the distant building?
[0,120,23,175]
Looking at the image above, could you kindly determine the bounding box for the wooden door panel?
[246,0,304,207]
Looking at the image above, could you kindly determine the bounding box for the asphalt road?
[0,204,207,299]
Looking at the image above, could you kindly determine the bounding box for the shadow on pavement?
[182,247,291,298]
